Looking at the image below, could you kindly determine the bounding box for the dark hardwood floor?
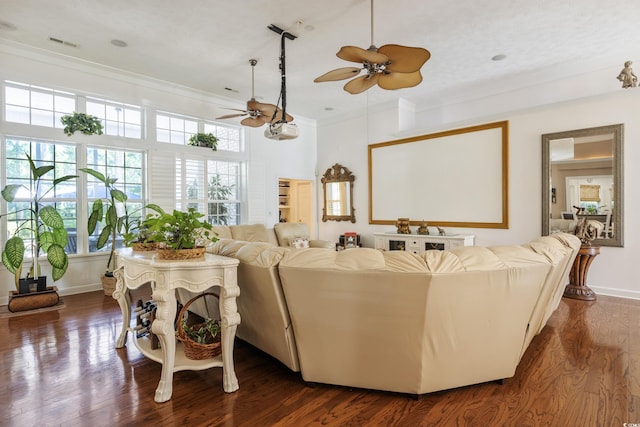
[1,289,639,426]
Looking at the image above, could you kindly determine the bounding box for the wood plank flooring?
[1,289,639,426]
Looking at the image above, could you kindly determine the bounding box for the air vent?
[49,37,78,48]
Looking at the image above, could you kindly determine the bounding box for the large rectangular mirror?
[368,121,509,228]
[542,124,624,247]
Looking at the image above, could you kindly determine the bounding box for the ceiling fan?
[314,0,431,94]
[216,59,293,127]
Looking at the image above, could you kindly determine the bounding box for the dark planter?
[8,286,59,312]
[18,276,47,294]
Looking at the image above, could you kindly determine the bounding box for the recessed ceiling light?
[111,39,128,47]
[492,54,507,61]
[0,21,17,31]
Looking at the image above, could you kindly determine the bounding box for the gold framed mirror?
[321,163,355,223]
[542,124,624,247]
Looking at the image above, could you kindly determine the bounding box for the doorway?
[278,178,314,237]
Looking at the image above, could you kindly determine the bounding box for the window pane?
[6,85,29,106]
[31,91,53,110]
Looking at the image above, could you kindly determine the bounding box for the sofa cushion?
[274,222,309,247]
[210,225,232,240]
[229,224,270,242]
[290,238,309,249]
[209,238,286,267]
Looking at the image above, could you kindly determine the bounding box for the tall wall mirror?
[321,163,356,223]
[542,124,624,247]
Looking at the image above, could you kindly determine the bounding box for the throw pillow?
[289,238,310,249]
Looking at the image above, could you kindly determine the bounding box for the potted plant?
[143,205,215,259]
[188,132,218,151]
[79,167,135,295]
[0,153,76,308]
[60,112,104,136]
[122,217,159,251]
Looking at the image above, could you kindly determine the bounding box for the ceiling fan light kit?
[314,0,431,94]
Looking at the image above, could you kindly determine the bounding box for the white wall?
[316,84,640,300]
[0,42,317,303]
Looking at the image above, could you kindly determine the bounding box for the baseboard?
[589,285,640,300]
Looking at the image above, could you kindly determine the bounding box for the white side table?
[113,248,240,403]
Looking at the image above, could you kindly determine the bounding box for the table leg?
[219,280,241,393]
[151,286,178,403]
[113,267,130,348]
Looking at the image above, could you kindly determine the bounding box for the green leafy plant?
[60,112,104,136]
[0,153,77,290]
[143,205,215,250]
[79,168,137,274]
[181,317,221,344]
[188,132,218,151]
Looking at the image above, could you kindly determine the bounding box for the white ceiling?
[1,0,640,122]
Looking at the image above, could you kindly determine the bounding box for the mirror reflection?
[542,124,624,247]
[321,163,356,223]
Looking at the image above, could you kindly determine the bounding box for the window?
[4,137,78,254]
[85,147,144,252]
[4,81,75,129]
[156,112,198,144]
[86,97,143,139]
[207,161,240,225]
[204,122,242,152]
[177,159,241,225]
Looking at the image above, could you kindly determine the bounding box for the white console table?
[112,248,240,403]
[373,232,475,255]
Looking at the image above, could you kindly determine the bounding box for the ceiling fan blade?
[337,46,388,65]
[378,44,431,73]
[216,113,247,119]
[378,71,423,90]
[344,74,380,94]
[240,117,267,127]
[314,67,362,82]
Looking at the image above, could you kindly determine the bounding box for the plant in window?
[188,133,218,150]
[60,112,104,136]
[208,174,235,225]
[0,153,77,293]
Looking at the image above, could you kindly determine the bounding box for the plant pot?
[101,274,117,296]
[156,246,206,260]
[132,242,158,252]
[18,276,47,294]
[8,286,59,312]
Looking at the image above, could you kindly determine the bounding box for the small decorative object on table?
[417,220,429,235]
[437,226,446,236]
[176,292,222,360]
[395,218,411,234]
[344,232,358,248]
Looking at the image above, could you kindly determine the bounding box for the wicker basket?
[132,242,158,252]
[176,292,222,360]
[156,246,206,260]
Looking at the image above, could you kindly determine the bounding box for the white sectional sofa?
[203,231,580,395]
